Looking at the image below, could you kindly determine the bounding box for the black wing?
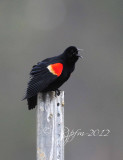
[23,61,59,99]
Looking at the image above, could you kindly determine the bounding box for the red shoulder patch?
[47,63,63,77]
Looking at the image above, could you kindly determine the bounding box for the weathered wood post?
[37,91,64,160]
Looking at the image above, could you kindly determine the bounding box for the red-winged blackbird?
[23,46,82,110]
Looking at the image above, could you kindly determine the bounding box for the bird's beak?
[77,48,84,59]
[77,53,83,58]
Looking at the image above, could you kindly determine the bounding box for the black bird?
[23,46,83,110]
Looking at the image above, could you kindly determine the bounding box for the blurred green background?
[0,0,123,159]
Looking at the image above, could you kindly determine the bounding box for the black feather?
[23,46,80,110]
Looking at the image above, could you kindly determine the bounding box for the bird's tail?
[27,95,37,110]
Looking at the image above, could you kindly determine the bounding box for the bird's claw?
[55,89,60,97]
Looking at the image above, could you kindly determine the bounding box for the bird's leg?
[55,89,60,97]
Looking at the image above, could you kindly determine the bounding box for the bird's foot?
[55,89,60,97]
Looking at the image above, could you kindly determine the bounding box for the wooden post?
[37,91,64,160]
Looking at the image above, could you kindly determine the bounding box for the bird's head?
[63,46,83,64]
